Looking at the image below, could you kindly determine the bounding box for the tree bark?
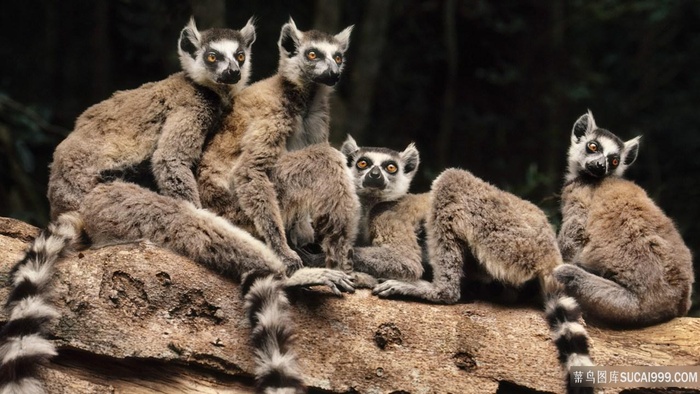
[1,217,698,393]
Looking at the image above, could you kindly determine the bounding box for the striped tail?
[0,212,85,394]
[545,295,594,394]
[242,271,306,394]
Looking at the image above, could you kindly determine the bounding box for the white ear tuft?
[623,135,641,166]
[186,17,202,42]
[400,143,420,174]
[572,110,597,142]
[240,17,257,48]
[334,25,354,52]
[340,135,359,157]
[278,17,303,55]
[178,16,202,59]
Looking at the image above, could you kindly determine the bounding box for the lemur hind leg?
[372,201,468,303]
[81,181,354,294]
[372,215,463,303]
[47,147,100,220]
[375,168,563,304]
[553,264,658,326]
[272,144,360,273]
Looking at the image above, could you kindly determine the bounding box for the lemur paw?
[285,268,355,296]
[319,269,356,295]
[351,272,378,289]
[553,264,581,289]
[280,248,304,274]
[372,280,410,298]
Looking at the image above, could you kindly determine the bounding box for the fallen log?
[1,217,698,393]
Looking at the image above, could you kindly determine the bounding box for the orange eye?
[611,158,619,167]
[386,164,398,174]
[236,52,245,62]
[357,160,368,169]
[307,51,317,60]
[334,55,343,64]
[587,142,598,152]
[206,53,217,63]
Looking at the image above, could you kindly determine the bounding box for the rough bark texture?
[0,217,698,394]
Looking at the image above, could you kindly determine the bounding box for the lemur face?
[566,111,640,182]
[341,136,419,202]
[178,17,256,89]
[278,18,353,86]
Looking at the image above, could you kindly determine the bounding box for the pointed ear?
[572,110,597,142]
[400,143,420,174]
[334,25,354,52]
[179,17,202,59]
[622,136,641,166]
[278,17,302,56]
[240,17,257,48]
[340,135,359,157]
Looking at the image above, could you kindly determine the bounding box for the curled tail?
[545,295,594,394]
[1,212,85,394]
[242,271,305,394]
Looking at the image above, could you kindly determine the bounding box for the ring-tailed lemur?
[334,137,592,393]
[197,18,359,274]
[2,18,347,394]
[338,135,426,282]
[555,111,694,327]
[47,17,256,219]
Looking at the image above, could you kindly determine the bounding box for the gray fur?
[565,110,639,183]
[198,20,358,273]
[0,212,84,394]
[3,18,344,393]
[557,111,694,327]
[339,135,593,389]
[245,276,305,393]
[370,167,593,392]
[278,18,353,88]
[48,18,255,219]
[79,181,353,391]
[373,168,565,303]
[336,136,425,282]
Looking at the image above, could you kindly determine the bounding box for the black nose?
[363,167,385,189]
[315,70,340,86]
[219,68,241,84]
[586,160,606,177]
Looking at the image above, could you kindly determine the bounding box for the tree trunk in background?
[337,0,393,144]
[314,0,342,34]
[189,0,226,28]
[546,1,566,187]
[436,0,459,170]
[91,0,112,104]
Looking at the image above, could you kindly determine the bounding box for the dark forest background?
[1,0,698,316]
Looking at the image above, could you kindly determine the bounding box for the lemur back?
[1,19,355,394]
[350,137,594,393]
[47,17,256,218]
[2,18,257,392]
[556,111,694,327]
[198,18,359,274]
[334,135,427,281]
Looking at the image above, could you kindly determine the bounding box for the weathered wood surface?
[1,217,698,394]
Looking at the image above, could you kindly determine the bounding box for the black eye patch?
[306,48,326,60]
[356,157,372,169]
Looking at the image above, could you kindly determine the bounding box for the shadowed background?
[1,0,698,315]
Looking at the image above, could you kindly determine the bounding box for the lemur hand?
[279,246,304,274]
[284,268,355,296]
